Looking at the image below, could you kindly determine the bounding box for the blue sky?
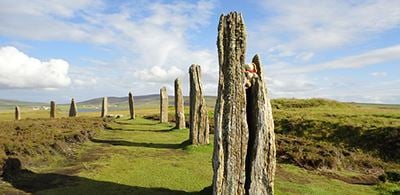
[0,0,399,104]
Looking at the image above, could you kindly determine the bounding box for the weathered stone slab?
[101,97,108,118]
[50,101,56,118]
[212,12,276,195]
[189,64,209,145]
[15,106,20,120]
[175,78,185,129]
[129,92,135,120]
[69,98,77,117]
[160,87,168,123]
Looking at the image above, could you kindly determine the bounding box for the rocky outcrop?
[212,12,276,195]
[175,78,185,129]
[160,87,168,123]
[189,64,209,145]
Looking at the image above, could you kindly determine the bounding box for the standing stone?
[189,64,209,145]
[101,97,108,118]
[69,98,78,117]
[128,92,135,120]
[15,106,21,120]
[50,101,56,119]
[212,12,276,195]
[174,78,185,129]
[160,87,168,123]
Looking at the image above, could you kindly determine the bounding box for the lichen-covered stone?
[175,78,185,129]
[129,92,135,120]
[189,64,209,145]
[69,98,78,117]
[101,97,108,118]
[50,101,56,118]
[15,106,21,120]
[212,12,276,195]
[245,55,276,195]
[160,87,168,123]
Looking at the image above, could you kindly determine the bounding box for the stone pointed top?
[189,64,200,69]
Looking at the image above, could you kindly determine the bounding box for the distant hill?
[79,94,159,105]
[2,96,398,111]
[0,99,46,110]
[0,99,45,106]
[0,95,217,111]
[78,94,217,108]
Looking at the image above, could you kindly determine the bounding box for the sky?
[0,0,399,104]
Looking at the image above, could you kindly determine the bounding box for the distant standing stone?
[189,64,209,145]
[50,101,56,118]
[129,92,135,120]
[69,98,78,117]
[15,106,21,120]
[101,97,108,118]
[174,78,185,129]
[160,87,168,123]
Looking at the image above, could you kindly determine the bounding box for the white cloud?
[73,78,97,87]
[266,74,318,97]
[257,0,400,50]
[0,0,218,95]
[0,46,71,89]
[296,52,314,61]
[278,44,400,74]
[135,66,184,83]
[370,72,387,77]
[0,0,107,42]
[0,0,99,18]
[1,0,398,104]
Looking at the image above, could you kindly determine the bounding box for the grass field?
[0,98,399,194]
[0,116,395,195]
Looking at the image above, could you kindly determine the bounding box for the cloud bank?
[0,46,71,89]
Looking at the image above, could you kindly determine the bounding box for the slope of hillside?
[77,95,217,109]
[0,99,46,110]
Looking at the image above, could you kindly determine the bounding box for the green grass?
[275,164,379,195]
[1,98,399,194]
[1,116,396,194]
[25,117,213,194]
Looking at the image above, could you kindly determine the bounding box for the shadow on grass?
[114,120,160,126]
[2,158,211,195]
[105,123,176,133]
[105,127,176,133]
[90,138,191,149]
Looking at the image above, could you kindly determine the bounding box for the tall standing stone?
[101,97,108,118]
[50,101,56,119]
[160,87,168,123]
[189,64,209,145]
[128,92,135,120]
[174,78,185,129]
[15,106,21,120]
[212,12,276,195]
[69,98,78,117]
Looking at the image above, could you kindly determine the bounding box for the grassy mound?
[0,117,107,175]
[272,98,346,109]
[273,102,400,163]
